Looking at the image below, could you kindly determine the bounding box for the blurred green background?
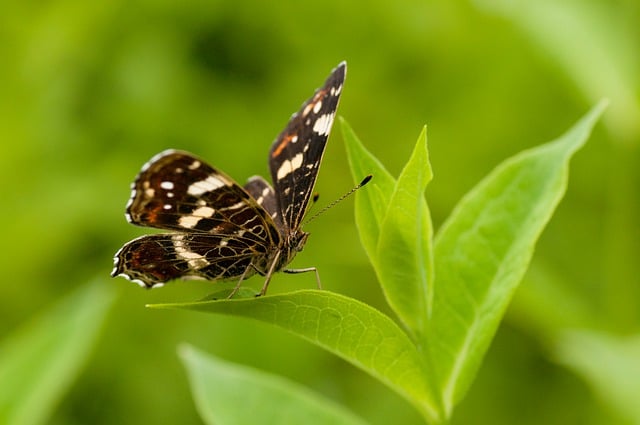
[1,0,638,424]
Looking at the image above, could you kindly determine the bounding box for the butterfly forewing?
[268,62,346,232]
[126,150,278,244]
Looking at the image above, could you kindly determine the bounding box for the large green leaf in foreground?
[343,102,606,420]
[429,101,608,415]
[152,290,442,423]
[180,344,368,425]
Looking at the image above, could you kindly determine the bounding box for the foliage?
[180,344,369,425]
[153,102,605,423]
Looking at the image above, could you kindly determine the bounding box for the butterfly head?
[288,230,309,254]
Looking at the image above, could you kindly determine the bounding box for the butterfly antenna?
[303,175,372,226]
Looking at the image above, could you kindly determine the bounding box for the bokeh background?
[1,0,639,424]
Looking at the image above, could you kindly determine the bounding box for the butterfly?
[112,62,347,296]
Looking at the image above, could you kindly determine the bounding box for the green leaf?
[376,126,433,339]
[151,290,442,423]
[180,344,369,425]
[342,119,435,340]
[429,101,607,415]
[0,282,115,425]
[340,117,396,265]
[555,330,640,423]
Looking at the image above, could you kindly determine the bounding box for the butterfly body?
[112,62,346,295]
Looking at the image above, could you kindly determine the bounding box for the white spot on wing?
[303,103,313,117]
[313,113,334,136]
[187,176,226,196]
[276,153,304,180]
[173,235,208,268]
[179,215,202,229]
[130,276,149,288]
[160,181,174,190]
[313,100,322,114]
[125,187,136,210]
[220,201,245,211]
[193,206,215,217]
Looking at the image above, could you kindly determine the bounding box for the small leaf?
[376,126,434,340]
[341,117,396,265]
[151,290,442,423]
[555,330,640,423]
[429,101,607,415]
[0,282,115,425]
[180,345,369,425]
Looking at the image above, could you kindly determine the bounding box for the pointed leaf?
[376,127,433,339]
[151,290,442,423]
[429,101,607,415]
[341,118,396,264]
[180,345,369,425]
[0,282,115,425]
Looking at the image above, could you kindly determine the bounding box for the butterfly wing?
[112,232,263,288]
[126,150,279,244]
[113,150,281,287]
[268,62,346,232]
[244,175,284,231]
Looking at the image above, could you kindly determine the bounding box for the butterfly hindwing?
[112,232,261,288]
[244,176,283,230]
[268,62,346,232]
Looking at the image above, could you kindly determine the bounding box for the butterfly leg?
[258,250,283,297]
[283,267,322,290]
[227,263,255,299]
